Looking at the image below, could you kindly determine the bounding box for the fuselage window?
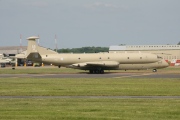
[99,57,101,59]
[140,57,142,59]
[127,57,129,59]
[46,55,48,57]
[78,58,81,60]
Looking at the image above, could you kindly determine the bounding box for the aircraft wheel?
[100,70,104,74]
[153,69,157,72]
[95,70,99,74]
[89,70,104,74]
[89,70,93,74]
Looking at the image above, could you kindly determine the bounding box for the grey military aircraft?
[0,54,12,62]
[26,36,168,73]
[0,54,16,67]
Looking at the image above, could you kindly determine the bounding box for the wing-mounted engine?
[86,61,119,67]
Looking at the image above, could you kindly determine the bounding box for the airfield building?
[0,46,26,56]
[109,45,180,66]
[0,46,27,66]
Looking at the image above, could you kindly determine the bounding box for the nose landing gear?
[153,69,157,72]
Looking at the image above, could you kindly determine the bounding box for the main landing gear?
[89,70,104,74]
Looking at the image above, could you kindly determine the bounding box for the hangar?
[0,46,27,66]
[0,46,26,56]
[109,45,180,66]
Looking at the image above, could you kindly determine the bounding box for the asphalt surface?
[0,73,180,78]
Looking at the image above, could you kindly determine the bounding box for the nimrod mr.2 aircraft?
[26,36,168,74]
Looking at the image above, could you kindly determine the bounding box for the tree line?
[56,47,109,53]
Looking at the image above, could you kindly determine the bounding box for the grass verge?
[0,98,180,120]
[0,78,180,96]
[0,72,180,119]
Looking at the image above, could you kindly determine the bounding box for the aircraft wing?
[0,60,10,64]
[72,61,119,67]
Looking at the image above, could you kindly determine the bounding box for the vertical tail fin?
[27,36,39,55]
[26,36,58,62]
[26,36,42,62]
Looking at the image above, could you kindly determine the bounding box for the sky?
[0,0,180,49]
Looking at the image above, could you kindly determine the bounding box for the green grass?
[0,98,180,120]
[0,78,180,96]
[0,67,180,120]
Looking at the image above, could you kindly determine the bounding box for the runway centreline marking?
[113,73,154,78]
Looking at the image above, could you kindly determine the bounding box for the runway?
[0,72,180,78]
